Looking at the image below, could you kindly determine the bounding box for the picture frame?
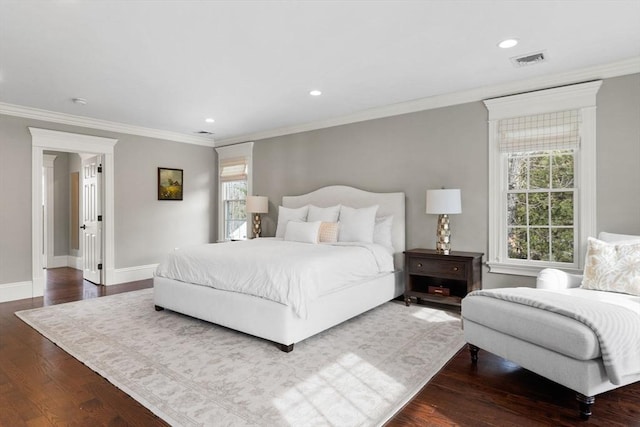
[158,167,183,200]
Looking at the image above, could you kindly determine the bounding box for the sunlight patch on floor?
[411,307,459,323]
[273,352,405,425]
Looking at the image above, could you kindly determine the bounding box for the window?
[222,177,247,240]
[485,81,601,276]
[215,142,253,241]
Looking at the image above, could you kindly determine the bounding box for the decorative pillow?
[284,220,321,244]
[318,222,339,243]
[581,237,640,296]
[338,205,379,243]
[275,205,309,238]
[307,204,341,222]
[374,215,394,252]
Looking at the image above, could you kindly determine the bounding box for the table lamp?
[426,189,462,254]
[246,195,269,238]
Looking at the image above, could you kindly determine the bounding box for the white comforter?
[154,238,394,319]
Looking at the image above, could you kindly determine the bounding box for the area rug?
[16,289,464,426]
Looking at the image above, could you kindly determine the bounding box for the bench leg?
[576,393,595,419]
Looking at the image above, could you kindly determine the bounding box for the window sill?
[487,262,582,277]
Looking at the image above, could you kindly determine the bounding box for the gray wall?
[0,114,217,285]
[0,116,32,284]
[114,136,217,267]
[596,74,640,233]
[44,151,71,257]
[1,73,637,289]
[253,73,640,289]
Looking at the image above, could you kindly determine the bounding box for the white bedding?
[154,238,394,319]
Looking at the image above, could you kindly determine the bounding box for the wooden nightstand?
[404,249,483,307]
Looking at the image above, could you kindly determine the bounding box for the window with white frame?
[485,81,601,276]
[215,142,253,241]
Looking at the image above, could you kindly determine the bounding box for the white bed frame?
[154,185,405,352]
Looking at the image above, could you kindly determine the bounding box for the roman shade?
[498,109,581,153]
[219,156,248,182]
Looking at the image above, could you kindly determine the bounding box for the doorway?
[30,128,117,298]
[42,151,103,284]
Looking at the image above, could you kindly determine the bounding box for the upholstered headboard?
[282,185,406,270]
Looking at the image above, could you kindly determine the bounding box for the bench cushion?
[462,294,600,360]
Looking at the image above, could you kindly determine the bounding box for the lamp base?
[252,213,262,238]
[435,214,451,255]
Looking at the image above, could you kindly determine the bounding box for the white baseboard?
[68,256,82,270]
[0,264,157,303]
[46,255,82,270]
[0,281,34,303]
[109,264,158,286]
[47,256,69,269]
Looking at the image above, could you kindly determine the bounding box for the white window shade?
[498,110,581,153]
[219,157,248,182]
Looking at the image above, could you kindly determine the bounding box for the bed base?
[154,271,403,352]
[468,343,595,419]
[463,320,640,419]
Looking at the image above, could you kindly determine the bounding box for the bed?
[153,185,405,352]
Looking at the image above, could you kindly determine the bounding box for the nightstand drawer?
[408,258,466,279]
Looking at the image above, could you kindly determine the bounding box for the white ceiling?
[1,1,639,145]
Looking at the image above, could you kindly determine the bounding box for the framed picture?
[158,167,183,200]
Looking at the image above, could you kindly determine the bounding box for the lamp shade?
[246,195,269,213]
[426,189,461,214]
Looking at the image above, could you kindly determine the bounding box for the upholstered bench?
[461,232,640,419]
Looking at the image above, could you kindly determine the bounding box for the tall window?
[215,142,253,241]
[485,81,601,276]
[503,110,578,264]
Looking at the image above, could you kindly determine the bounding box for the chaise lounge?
[461,232,640,419]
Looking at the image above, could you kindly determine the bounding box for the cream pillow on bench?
[581,236,640,296]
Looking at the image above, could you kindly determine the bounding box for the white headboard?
[282,185,406,270]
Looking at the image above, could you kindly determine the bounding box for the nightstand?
[404,249,483,307]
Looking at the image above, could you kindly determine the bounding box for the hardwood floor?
[1,268,638,426]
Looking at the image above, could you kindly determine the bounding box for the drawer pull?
[452,267,459,271]
[417,263,422,268]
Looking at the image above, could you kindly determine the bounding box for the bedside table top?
[404,248,483,259]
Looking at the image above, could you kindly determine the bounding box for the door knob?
[80,225,86,229]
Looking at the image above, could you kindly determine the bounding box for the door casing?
[30,128,117,296]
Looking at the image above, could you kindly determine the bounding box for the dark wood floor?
[1,268,638,426]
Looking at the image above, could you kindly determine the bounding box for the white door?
[82,155,102,284]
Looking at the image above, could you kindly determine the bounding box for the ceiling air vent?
[511,51,547,68]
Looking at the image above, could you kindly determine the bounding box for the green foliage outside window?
[223,180,248,240]
[506,150,575,263]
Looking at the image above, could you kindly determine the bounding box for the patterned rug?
[16,289,464,426]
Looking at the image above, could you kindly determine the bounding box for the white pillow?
[581,237,640,296]
[374,215,394,251]
[275,205,309,238]
[338,205,378,243]
[307,204,341,222]
[284,221,321,244]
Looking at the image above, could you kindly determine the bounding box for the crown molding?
[0,102,215,147]
[216,56,640,145]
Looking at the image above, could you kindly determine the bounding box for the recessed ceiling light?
[498,39,519,49]
[72,97,87,105]
[309,90,322,96]
[205,118,215,123]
